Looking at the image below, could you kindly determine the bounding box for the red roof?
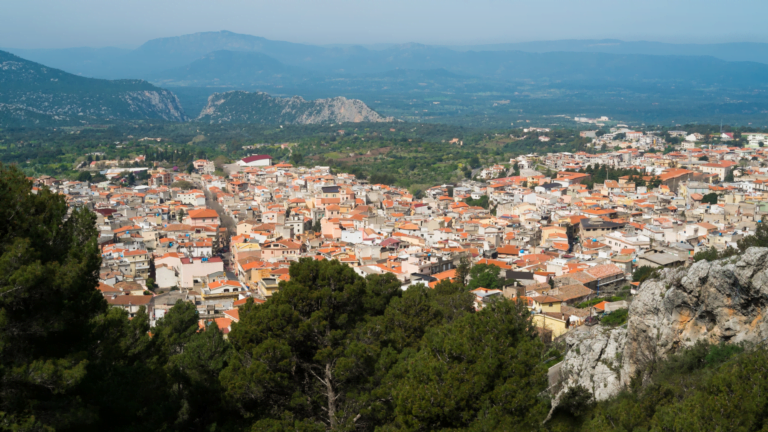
[241,155,273,163]
[188,209,219,219]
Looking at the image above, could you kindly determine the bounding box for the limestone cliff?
[555,247,768,402]
[196,91,392,124]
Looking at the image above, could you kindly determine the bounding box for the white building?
[237,155,273,167]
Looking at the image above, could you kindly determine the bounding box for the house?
[701,161,735,182]
[185,209,220,227]
[179,256,225,289]
[525,296,569,338]
[122,249,150,279]
[193,159,215,173]
[237,155,273,167]
[583,264,626,294]
[636,251,687,269]
[156,264,178,289]
[580,218,625,238]
[258,277,281,298]
[261,239,302,261]
[470,288,504,310]
[530,283,594,305]
[201,280,244,301]
[105,294,153,318]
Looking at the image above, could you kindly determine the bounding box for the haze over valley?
[3,30,768,127]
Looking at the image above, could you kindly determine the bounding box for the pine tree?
[0,163,106,429]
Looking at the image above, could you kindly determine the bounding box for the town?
[28,126,768,340]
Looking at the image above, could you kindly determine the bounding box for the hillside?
[148,50,319,88]
[197,90,391,124]
[0,50,187,126]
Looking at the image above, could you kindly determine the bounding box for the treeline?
[578,164,661,189]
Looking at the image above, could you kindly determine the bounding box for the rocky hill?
[0,50,187,126]
[555,247,768,404]
[197,91,391,124]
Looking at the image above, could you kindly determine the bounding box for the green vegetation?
[0,50,186,127]
[464,195,490,209]
[576,298,605,309]
[466,263,504,290]
[632,265,661,283]
[549,341,760,432]
[578,164,661,189]
[693,246,720,262]
[170,180,194,190]
[600,309,628,326]
[0,163,234,430]
[701,192,718,204]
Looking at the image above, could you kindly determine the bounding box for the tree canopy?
[467,263,505,290]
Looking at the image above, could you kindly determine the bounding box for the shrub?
[600,309,628,326]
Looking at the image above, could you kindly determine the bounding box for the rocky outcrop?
[197,91,392,124]
[121,90,187,122]
[558,326,626,401]
[555,247,768,402]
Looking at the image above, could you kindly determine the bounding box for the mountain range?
[9,31,768,80]
[0,48,391,127]
[3,31,768,126]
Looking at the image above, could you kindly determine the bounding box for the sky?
[3,0,768,49]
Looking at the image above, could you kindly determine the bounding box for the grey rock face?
[197,91,392,124]
[559,325,627,401]
[554,247,768,402]
[122,90,188,122]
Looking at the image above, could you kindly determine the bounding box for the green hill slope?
[0,50,188,126]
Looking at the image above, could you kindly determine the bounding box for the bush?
[633,265,660,283]
[171,180,194,190]
[576,298,604,309]
[701,192,718,204]
[693,246,719,262]
[600,308,628,326]
[555,385,595,418]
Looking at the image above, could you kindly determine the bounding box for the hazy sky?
[3,0,768,49]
